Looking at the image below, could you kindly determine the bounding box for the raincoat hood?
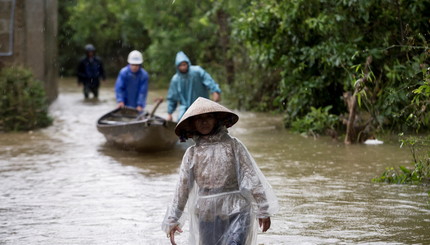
[175,51,191,72]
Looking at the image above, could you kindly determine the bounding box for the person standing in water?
[77,44,106,99]
[162,97,279,245]
[114,50,149,112]
[166,51,221,121]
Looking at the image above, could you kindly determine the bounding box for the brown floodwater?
[0,78,429,244]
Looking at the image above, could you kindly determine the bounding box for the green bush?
[0,66,52,131]
[373,135,430,185]
[290,105,339,137]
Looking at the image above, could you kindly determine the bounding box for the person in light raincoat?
[162,97,279,245]
[166,51,222,121]
[114,50,149,111]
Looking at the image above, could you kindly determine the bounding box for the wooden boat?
[97,104,178,151]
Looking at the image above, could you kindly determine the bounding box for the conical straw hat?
[175,97,239,138]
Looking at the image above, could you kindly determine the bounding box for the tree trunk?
[344,91,357,144]
[344,56,372,144]
[216,9,235,85]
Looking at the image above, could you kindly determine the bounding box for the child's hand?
[169,225,183,245]
[259,217,271,232]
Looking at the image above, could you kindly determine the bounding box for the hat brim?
[174,97,239,138]
[175,112,238,138]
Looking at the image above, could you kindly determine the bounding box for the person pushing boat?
[166,51,222,121]
[114,50,149,112]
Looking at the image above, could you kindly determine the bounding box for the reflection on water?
[0,78,429,244]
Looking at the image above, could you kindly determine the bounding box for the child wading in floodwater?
[162,97,279,245]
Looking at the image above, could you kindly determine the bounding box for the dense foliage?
[291,106,338,137]
[59,0,151,77]
[0,67,52,131]
[235,0,430,134]
[59,0,246,83]
[58,0,430,136]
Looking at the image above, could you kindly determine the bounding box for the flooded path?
[0,78,429,244]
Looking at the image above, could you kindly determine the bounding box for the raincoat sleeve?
[137,72,149,108]
[162,147,194,234]
[115,70,126,103]
[234,138,279,218]
[198,67,221,94]
[167,77,179,114]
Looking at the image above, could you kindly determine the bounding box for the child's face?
[194,114,216,135]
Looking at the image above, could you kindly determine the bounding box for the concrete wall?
[0,0,58,102]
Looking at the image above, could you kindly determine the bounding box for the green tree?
[59,0,254,87]
[405,65,430,130]
[139,0,251,86]
[58,0,430,137]
[138,0,217,82]
[59,0,151,77]
[234,0,430,135]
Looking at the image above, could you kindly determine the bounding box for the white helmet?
[127,50,143,65]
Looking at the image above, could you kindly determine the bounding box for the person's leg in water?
[199,216,229,245]
[223,212,251,245]
[83,81,90,99]
[199,213,250,245]
[90,84,99,99]
[86,79,99,99]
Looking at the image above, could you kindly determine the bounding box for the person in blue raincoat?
[166,51,221,121]
[115,50,149,112]
[77,44,106,99]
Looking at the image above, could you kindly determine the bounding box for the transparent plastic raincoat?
[162,127,279,245]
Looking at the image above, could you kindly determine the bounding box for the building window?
[0,0,16,56]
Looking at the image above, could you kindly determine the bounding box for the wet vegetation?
[373,135,430,186]
[291,106,339,138]
[0,67,52,131]
[58,0,430,141]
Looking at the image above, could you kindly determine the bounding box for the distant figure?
[162,97,279,245]
[166,51,221,121]
[77,44,106,99]
[114,50,149,112]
